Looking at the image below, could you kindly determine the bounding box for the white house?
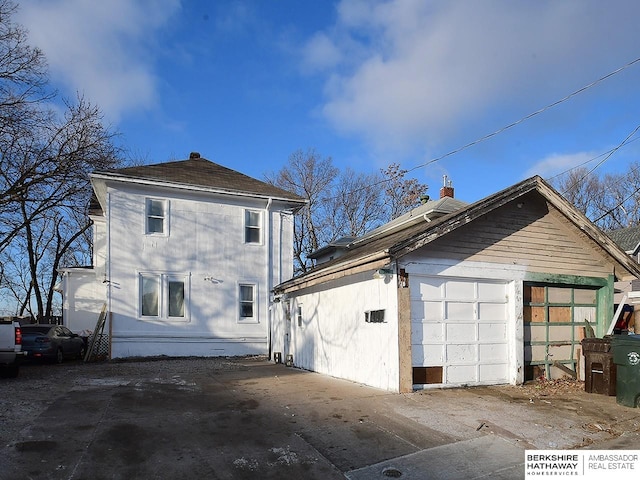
[272,176,640,392]
[60,152,306,358]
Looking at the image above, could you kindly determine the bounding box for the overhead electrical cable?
[335,55,640,200]
[560,124,640,197]
[548,135,640,182]
[403,55,640,177]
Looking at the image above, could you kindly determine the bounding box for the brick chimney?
[440,175,454,199]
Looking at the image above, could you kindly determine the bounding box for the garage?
[411,276,510,387]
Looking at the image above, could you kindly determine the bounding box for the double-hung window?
[140,273,188,321]
[239,283,257,322]
[146,198,167,235]
[244,210,261,244]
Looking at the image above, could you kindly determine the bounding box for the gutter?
[274,251,392,294]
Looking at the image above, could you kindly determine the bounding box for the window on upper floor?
[146,198,168,235]
[139,272,188,321]
[244,209,261,244]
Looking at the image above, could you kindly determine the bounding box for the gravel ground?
[0,356,249,446]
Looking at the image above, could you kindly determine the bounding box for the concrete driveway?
[2,357,640,479]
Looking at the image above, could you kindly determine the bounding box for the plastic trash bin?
[581,337,616,396]
[612,334,640,407]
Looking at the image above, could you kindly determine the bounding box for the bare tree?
[381,163,428,219]
[552,167,606,223]
[265,148,338,273]
[266,149,429,274]
[551,163,640,232]
[326,168,385,239]
[0,2,122,318]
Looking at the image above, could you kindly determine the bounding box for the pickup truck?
[0,319,24,378]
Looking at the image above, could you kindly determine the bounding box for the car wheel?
[56,348,64,364]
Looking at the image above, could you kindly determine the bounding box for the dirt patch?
[514,377,587,397]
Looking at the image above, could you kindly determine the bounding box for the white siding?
[105,183,295,358]
[61,270,106,334]
[278,271,400,392]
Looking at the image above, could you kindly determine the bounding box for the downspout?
[106,191,112,359]
[265,198,273,359]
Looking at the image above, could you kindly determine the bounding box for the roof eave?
[90,172,307,206]
[274,251,392,294]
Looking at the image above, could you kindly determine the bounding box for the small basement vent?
[365,309,385,323]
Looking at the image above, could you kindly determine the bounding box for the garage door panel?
[478,282,507,301]
[479,364,508,382]
[418,279,443,300]
[526,345,546,362]
[412,345,443,364]
[446,365,477,383]
[444,280,475,299]
[411,322,444,343]
[446,323,476,342]
[479,343,508,362]
[445,302,475,320]
[525,324,547,343]
[478,303,507,321]
[549,325,573,341]
[446,343,478,363]
[412,299,442,321]
[478,323,507,342]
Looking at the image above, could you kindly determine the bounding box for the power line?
[548,135,640,182]
[559,124,640,197]
[404,55,640,176]
[322,55,640,203]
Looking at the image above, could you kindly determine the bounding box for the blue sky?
[16,0,640,203]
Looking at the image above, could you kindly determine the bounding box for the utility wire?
[548,135,640,182]
[560,124,640,197]
[340,55,640,198]
[404,55,640,177]
[592,182,640,224]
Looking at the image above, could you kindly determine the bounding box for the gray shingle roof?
[94,153,306,203]
[607,225,640,253]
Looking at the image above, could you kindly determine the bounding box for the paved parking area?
[2,357,640,479]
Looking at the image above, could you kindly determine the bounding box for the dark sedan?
[21,325,86,363]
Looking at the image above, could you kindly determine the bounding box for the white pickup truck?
[0,319,24,378]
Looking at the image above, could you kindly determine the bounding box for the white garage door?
[411,276,510,386]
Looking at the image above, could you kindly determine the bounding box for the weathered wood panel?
[422,194,614,278]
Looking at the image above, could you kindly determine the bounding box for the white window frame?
[244,209,262,244]
[145,198,169,236]
[238,282,259,323]
[139,272,189,322]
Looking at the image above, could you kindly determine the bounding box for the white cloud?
[524,151,600,180]
[301,33,343,73]
[17,0,180,122]
[305,0,640,152]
